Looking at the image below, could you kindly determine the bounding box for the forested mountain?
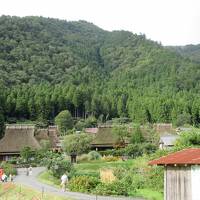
[0,15,200,130]
[167,44,200,63]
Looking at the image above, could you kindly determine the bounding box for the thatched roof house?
[0,124,60,160]
[35,126,59,148]
[90,127,129,150]
[154,123,175,134]
[159,134,180,149]
[0,125,41,160]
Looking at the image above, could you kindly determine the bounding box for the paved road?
[14,167,145,200]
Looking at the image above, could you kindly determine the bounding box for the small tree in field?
[55,110,73,135]
[112,125,130,147]
[62,133,92,155]
[131,125,144,144]
[20,146,34,162]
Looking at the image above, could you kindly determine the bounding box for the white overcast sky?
[0,0,200,46]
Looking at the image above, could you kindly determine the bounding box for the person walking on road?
[28,166,33,176]
[1,173,7,182]
[60,173,68,192]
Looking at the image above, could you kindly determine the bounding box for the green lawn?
[136,189,163,200]
[0,183,71,200]
[75,158,137,172]
[38,170,60,188]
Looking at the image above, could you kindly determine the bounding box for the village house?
[149,148,200,200]
[153,123,174,134]
[85,127,129,150]
[159,134,180,149]
[0,124,60,161]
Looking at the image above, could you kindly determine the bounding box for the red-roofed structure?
[149,148,200,200]
[149,148,200,165]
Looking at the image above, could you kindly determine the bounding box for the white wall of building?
[191,165,200,200]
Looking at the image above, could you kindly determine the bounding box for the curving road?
[14,167,145,200]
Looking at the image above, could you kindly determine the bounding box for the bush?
[99,143,157,158]
[149,149,170,160]
[99,150,116,156]
[75,120,87,131]
[142,143,158,154]
[85,116,97,128]
[95,180,129,196]
[123,171,145,190]
[77,154,90,162]
[0,162,17,175]
[113,167,143,192]
[88,151,102,160]
[72,171,100,179]
[102,155,119,162]
[37,151,61,166]
[175,129,200,148]
[62,133,93,155]
[20,146,35,162]
[46,156,73,178]
[176,113,191,127]
[130,126,144,144]
[68,176,100,192]
[123,144,144,157]
[55,110,73,134]
[113,167,127,179]
[144,166,164,191]
[7,158,17,165]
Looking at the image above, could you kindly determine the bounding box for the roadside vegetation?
[38,154,164,200]
[0,183,71,200]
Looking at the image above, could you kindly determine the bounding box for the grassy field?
[0,183,71,200]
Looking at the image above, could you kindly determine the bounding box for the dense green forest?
[167,44,200,63]
[0,15,200,131]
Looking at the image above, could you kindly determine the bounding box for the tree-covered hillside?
[167,44,200,63]
[0,15,200,130]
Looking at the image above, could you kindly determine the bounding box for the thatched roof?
[153,123,175,134]
[91,127,128,147]
[48,127,60,148]
[35,129,49,141]
[0,126,41,154]
[85,128,99,134]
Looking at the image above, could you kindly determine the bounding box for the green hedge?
[99,143,157,157]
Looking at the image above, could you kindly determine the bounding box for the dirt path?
[14,167,145,200]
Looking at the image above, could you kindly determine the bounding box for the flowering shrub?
[95,180,130,196]
[0,162,17,175]
[102,155,119,162]
[68,176,100,192]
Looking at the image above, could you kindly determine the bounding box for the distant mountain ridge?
[167,44,200,63]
